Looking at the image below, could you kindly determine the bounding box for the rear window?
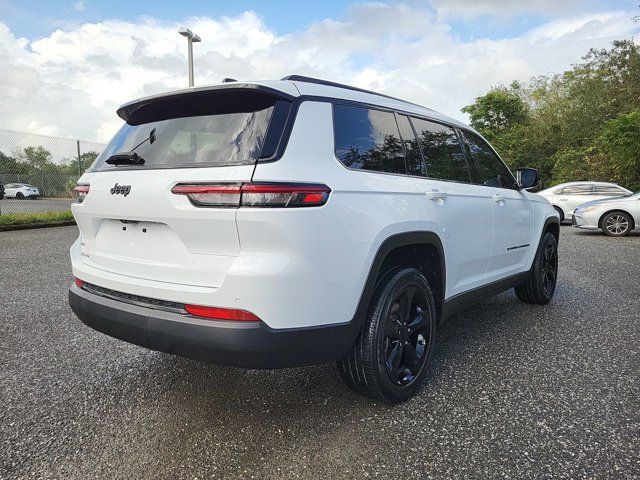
[92,89,289,171]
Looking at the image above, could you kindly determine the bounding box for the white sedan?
[573,192,639,237]
[538,181,632,222]
[3,183,40,199]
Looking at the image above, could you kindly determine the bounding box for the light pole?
[178,27,201,87]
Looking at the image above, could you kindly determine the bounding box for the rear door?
[400,115,495,299]
[73,88,291,288]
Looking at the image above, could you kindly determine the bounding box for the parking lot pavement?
[0,226,638,479]
[0,198,73,214]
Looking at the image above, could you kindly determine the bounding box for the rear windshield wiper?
[105,152,145,166]
[106,127,156,166]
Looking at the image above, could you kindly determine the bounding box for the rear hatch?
[73,86,293,288]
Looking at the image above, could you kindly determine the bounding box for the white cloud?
[0,5,638,143]
[429,0,602,19]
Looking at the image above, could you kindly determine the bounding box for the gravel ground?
[0,226,638,479]
[0,198,72,215]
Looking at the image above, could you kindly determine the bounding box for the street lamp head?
[192,34,201,43]
[178,27,193,38]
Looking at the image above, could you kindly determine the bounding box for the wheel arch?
[552,205,565,221]
[543,216,560,244]
[354,232,446,326]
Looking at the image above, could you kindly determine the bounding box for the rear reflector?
[74,277,84,288]
[184,304,261,322]
[171,182,330,208]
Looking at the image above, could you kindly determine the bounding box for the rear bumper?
[68,284,358,369]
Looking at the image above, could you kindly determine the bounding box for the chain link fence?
[0,129,105,216]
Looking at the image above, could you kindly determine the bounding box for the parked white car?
[538,181,631,222]
[68,75,559,403]
[3,183,40,199]
[573,192,639,237]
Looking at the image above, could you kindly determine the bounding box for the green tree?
[461,82,529,141]
[596,109,640,190]
[17,146,52,169]
[461,39,640,189]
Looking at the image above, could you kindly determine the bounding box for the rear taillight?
[74,184,90,203]
[171,182,331,208]
[184,304,260,322]
[74,277,84,288]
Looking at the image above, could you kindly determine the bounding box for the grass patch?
[0,210,74,227]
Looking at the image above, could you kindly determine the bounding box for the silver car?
[538,182,632,222]
[573,192,639,237]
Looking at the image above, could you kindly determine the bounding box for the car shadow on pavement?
[61,285,578,478]
[130,287,551,412]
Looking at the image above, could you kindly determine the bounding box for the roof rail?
[281,75,426,109]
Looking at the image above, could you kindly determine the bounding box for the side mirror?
[516,168,539,190]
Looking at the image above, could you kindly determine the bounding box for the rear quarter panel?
[248,101,433,328]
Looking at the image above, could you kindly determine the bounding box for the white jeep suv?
[69,76,560,403]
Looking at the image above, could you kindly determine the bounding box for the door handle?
[425,190,447,201]
[492,194,505,204]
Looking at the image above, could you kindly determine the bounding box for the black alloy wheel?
[541,241,558,298]
[515,232,558,305]
[382,285,432,387]
[338,267,437,403]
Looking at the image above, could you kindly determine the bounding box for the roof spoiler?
[116,84,294,124]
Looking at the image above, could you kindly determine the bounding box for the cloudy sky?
[1,0,638,143]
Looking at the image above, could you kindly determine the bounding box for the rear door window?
[333,104,406,175]
[92,90,288,170]
[594,185,628,196]
[411,118,470,183]
[561,185,594,195]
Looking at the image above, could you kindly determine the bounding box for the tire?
[515,232,558,305]
[338,268,437,403]
[16,192,24,199]
[553,206,565,223]
[600,211,633,237]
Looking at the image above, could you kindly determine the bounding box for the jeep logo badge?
[110,183,131,196]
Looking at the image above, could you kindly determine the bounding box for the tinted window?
[561,184,594,195]
[396,115,424,176]
[595,185,627,195]
[412,118,469,182]
[334,105,405,174]
[93,90,282,170]
[462,131,514,189]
